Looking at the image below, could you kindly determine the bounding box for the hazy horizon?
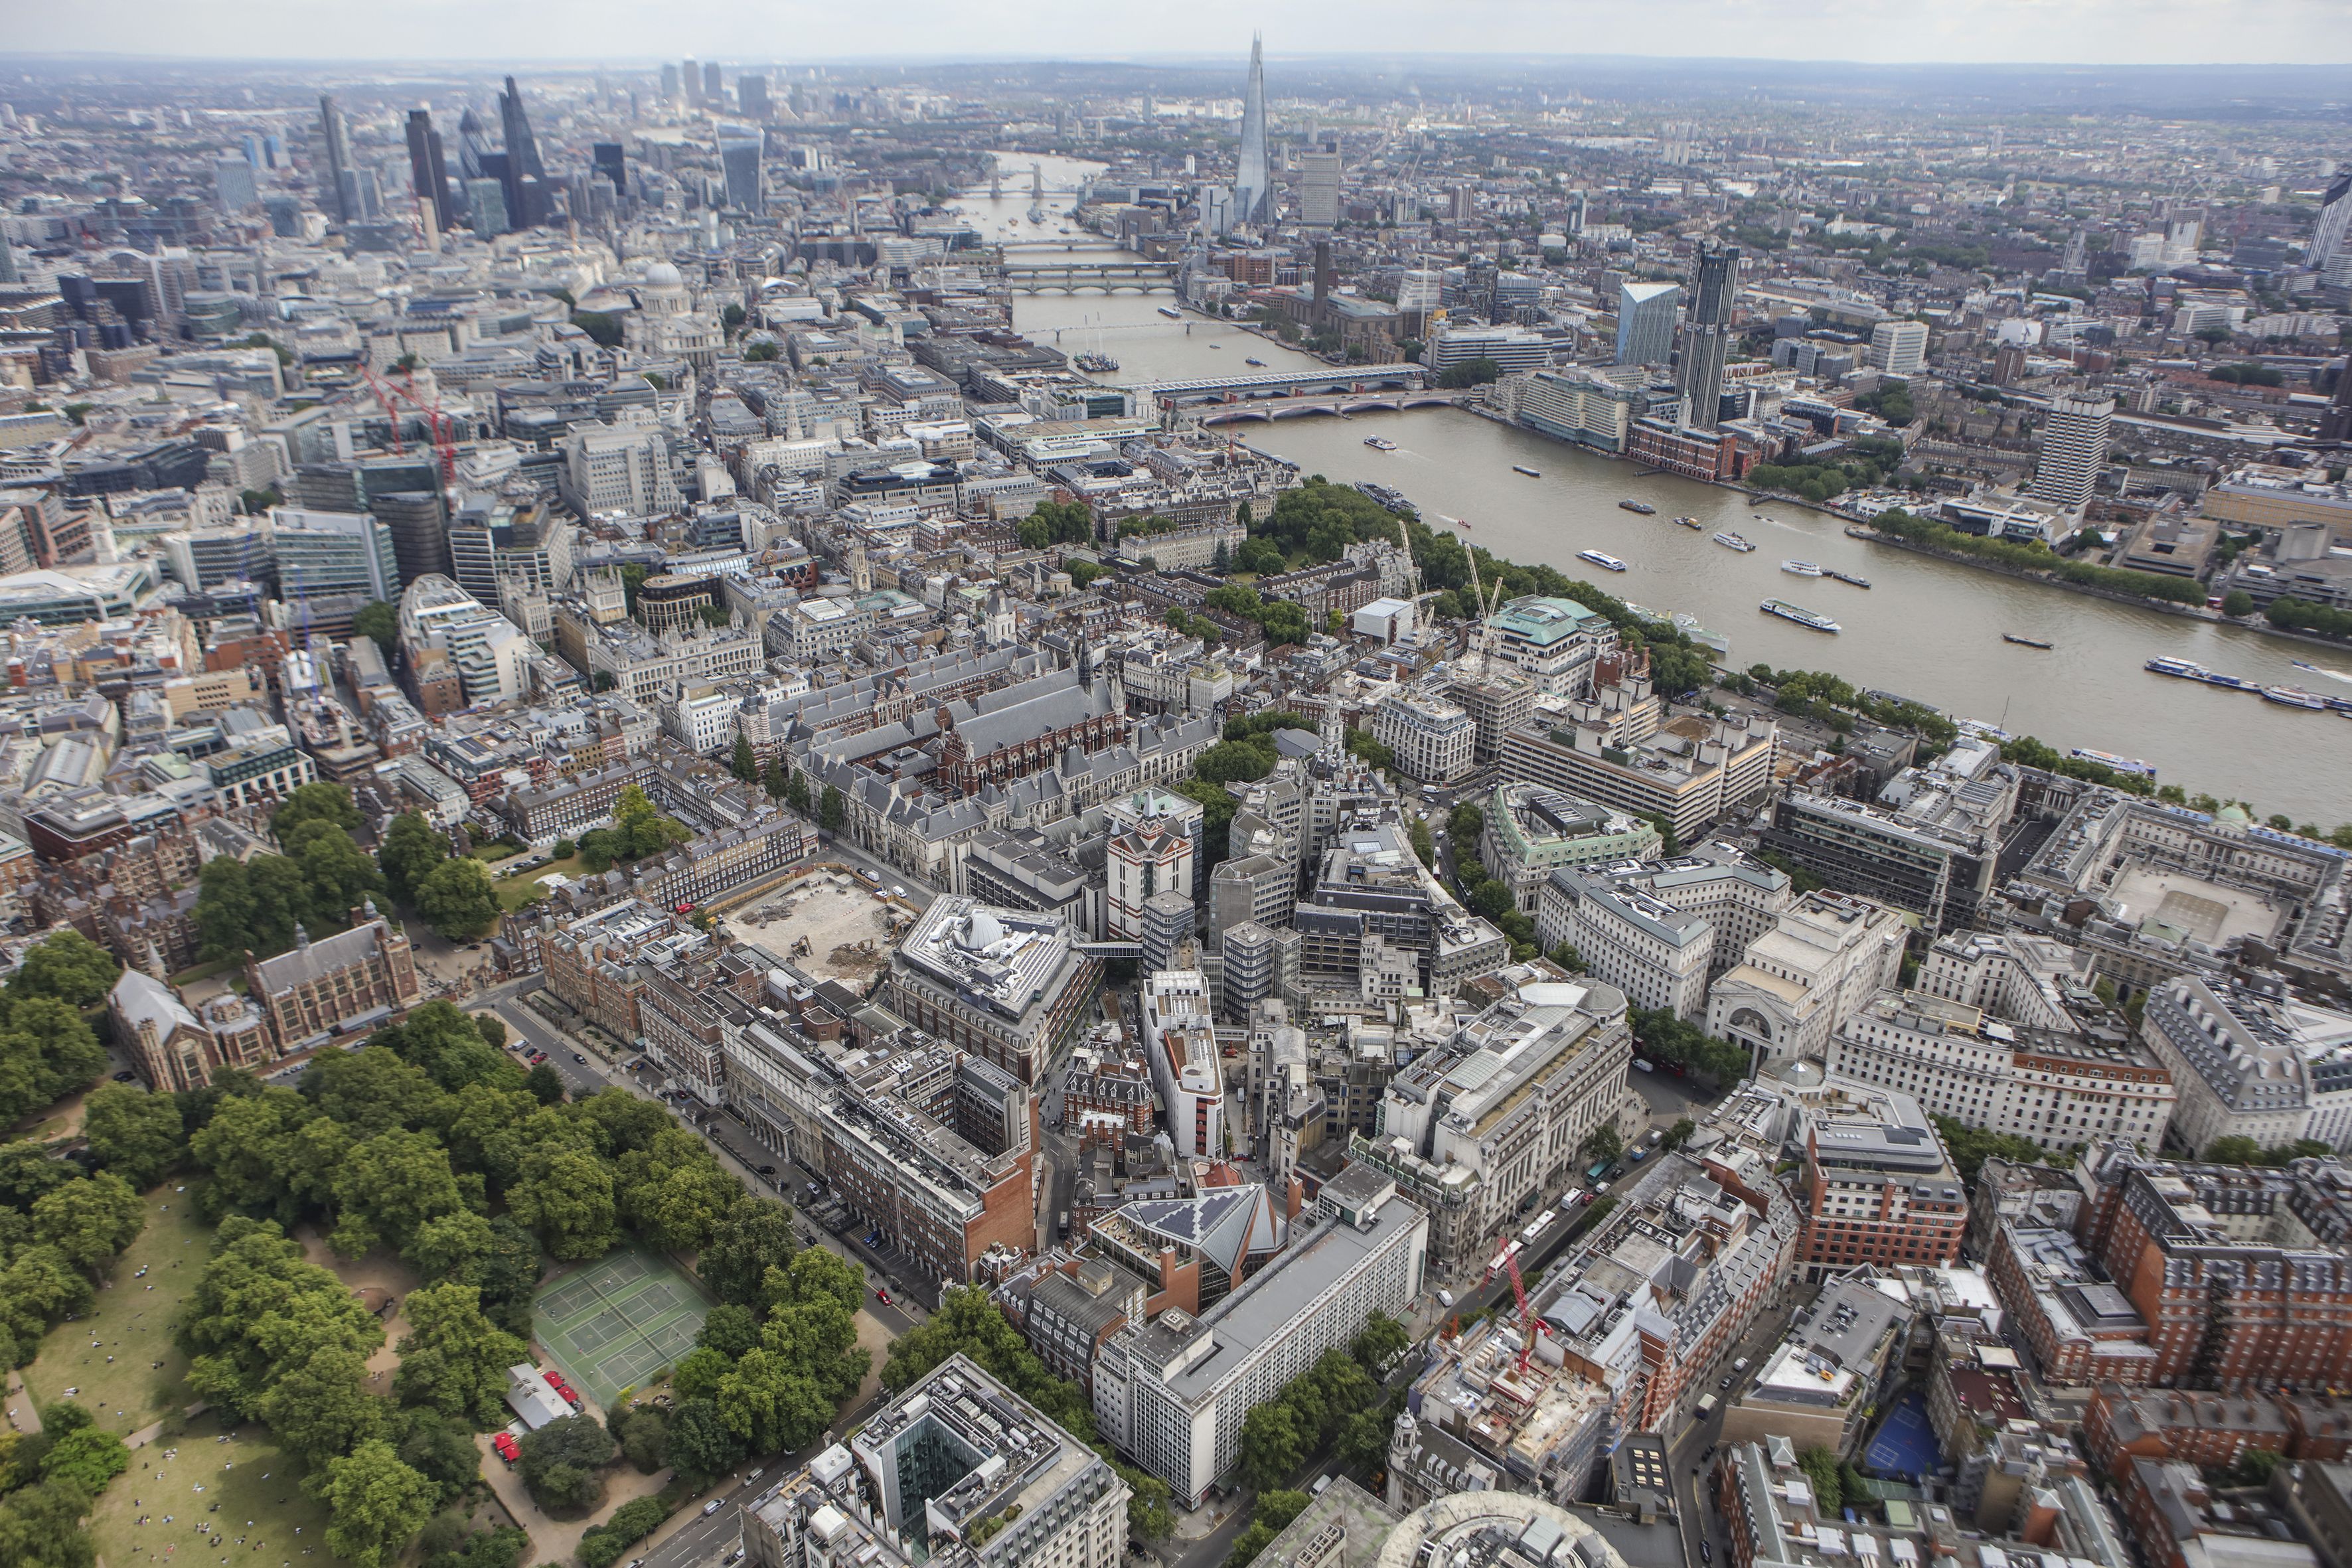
[5,0,2350,68]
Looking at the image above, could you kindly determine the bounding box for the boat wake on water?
[2290,659,2352,684]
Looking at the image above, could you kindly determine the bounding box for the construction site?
[716,867,913,985]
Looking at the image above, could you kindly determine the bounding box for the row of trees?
[1198,583,1316,649]
[0,1159,145,1370]
[1441,803,1539,962]
[573,785,692,876]
[2265,595,2352,641]
[1628,1007,1753,1087]
[1869,507,2205,607]
[1994,735,2159,799]
[1015,499,1093,551]
[1736,665,1960,751]
[0,931,114,1128]
[0,1398,132,1568]
[1928,1115,2077,1186]
[2201,1135,2333,1169]
[1234,1314,1412,1492]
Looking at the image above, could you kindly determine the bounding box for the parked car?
[1436,1289,1455,1308]
[112,1069,137,1082]
[757,1164,778,1176]
[702,1500,724,1517]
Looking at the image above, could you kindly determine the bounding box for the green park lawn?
[84,1407,339,1568]
[495,853,586,913]
[19,1186,209,1435]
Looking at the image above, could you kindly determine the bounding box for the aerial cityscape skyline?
[7,34,2352,1568]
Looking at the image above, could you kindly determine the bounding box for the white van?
[1436,1288,1456,1308]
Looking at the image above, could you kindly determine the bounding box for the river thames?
[955,169,2352,826]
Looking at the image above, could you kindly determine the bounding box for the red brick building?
[2081,1148,2352,1389]
[2082,1385,2292,1480]
[1793,1086,1967,1281]
[1628,416,1757,483]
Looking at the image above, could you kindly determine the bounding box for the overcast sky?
[11,0,2352,66]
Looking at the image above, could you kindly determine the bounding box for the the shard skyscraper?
[1235,35,1271,225]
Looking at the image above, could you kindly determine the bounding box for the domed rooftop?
[958,908,1004,951]
[2218,803,2252,825]
[641,261,684,287]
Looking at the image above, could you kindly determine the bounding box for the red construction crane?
[358,364,458,483]
[1482,1235,1543,1376]
[358,366,410,457]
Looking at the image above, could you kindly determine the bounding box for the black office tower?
[497,75,546,231]
[1675,242,1741,429]
[404,110,455,231]
[317,94,355,223]
[592,142,627,198]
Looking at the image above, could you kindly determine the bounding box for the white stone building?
[1704,891,1908,1068]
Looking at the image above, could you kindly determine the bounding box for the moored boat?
[1759,599,1840,633]
[2070,747,2158,778]
[2263,686,2329,710]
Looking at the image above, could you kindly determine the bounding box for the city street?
[1667,1286,1814,1568]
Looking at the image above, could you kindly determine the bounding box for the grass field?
[18,1187,210,1435]
[533,1250,709,1409]
[497,854,586,912]
[84,1407,337,1568]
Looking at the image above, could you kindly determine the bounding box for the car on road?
[875,1287,893,1306]
[1699,1546,1711,1564]
[112,1069,137,1082]
[757,1164,778,1176]
[744,1468,764,1485]
[702,1500,724,1517]
[892,886,907,899]
[1718,1375,1735,1391]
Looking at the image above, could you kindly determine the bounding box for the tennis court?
[532,1249,712,1409]
[1861,1389,1942,1480]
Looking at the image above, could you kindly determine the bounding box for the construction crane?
[1482,1234,1543,1376]
[358,364,459,483]
[357,367,410,458]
